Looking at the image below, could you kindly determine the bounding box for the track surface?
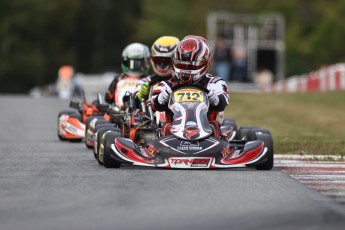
[1,96,345,230]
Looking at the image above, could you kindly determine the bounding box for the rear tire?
[102,132,121,168]
[247,128,274,170]
[237,126,258,140]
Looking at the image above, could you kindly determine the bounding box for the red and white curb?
[275,154,345,205]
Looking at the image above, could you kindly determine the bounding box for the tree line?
[1,0,345,93]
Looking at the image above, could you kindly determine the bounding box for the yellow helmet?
[151,36,180,77]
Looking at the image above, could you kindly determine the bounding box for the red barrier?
[271,63,345,93]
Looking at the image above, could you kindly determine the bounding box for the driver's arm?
[208,79,229,111]
[152,81,171,112]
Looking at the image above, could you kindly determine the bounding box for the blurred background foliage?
[1,0,345,93]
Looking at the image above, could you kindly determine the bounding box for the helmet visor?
[151,56,172,65]
[173,59,207,71]
[122,58,147,70]
[174,63,205,70]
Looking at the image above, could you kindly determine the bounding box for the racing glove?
[137,82,150,100]
[208,90,220,106]
[157,86,172,105]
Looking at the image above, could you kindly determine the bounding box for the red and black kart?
[97,85,274,170]
[92,96,238,162]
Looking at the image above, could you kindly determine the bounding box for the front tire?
[84,116,104,149]
[94,127,121,161]
[101,132,122,168]
[247,128,274,170]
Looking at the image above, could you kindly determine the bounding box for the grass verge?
[224,90,345,155]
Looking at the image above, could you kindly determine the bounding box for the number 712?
[176,92,201,101]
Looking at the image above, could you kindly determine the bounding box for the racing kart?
[97,85,274,170]
[92,88,238,161]
[57,89,107,142]
[84,76,139,148]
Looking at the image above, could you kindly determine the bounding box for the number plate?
[173,88,204,102]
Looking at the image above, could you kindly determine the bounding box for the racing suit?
[105,73,144,105]
[152,74,229,137]
[133,74,171,108]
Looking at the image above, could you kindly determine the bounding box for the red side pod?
[220,142,264,165]
[114,139,156,164]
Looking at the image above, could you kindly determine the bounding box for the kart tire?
[84,116,104,149]
[102,132,122,168]
[237,126,258,140]
[222,118,237,127]
[94,126,121,161]
[247,128,274,170]
[57,110,80,141]
[94,122,113,134]
[95,119,108,127]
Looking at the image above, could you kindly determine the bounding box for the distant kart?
[57,90,106,142]
[97,85,274,170]
[84,76,139,149]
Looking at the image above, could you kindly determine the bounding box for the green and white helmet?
[121,43,150,77]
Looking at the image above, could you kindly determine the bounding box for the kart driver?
[105,43,150,105]
[151,35,229,138]
[134,36,180,107]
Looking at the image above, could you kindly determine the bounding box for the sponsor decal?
[181,141,199,146]
[146,144,159,156]
[169,157,212,168]
[177,141,202,151]
[117,79,138,88]
[221,144,233,157]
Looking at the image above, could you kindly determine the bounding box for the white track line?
[275,155,345,205]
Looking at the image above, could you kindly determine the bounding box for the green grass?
[224,91,345,155]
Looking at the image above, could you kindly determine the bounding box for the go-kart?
[84,76,139,148]
[91,84,238,159]
[97,85,274,170]
[91,84,238,157]
[57,89,106,142]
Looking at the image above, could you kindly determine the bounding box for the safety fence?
[268,63,345,93]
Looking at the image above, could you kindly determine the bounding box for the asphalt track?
[1,96,345,230]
